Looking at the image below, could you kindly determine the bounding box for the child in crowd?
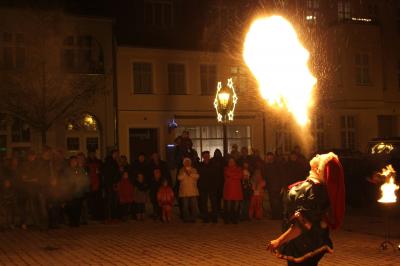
[133,173,148,221]
[116,171,134,221]
[149,169,162,220]
[0,179,17,230]
[241,161,253,221]
[249,170,266,220]
[157,178,174,223]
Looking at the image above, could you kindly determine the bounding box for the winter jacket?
[103,156,120,188]
[117,178,134,204]
[223,166,243,201]
[133,181,148,203]
[87,158,102,192]
[198,161,220,193]
[177,167,199,197]
[157,186,174,206]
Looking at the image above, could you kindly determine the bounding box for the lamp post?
[214,78,238,156]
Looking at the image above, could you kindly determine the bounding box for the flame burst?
[243,16,316,126]
[377,165,399,203]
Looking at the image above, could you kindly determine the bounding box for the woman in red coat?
[223,158,243,224]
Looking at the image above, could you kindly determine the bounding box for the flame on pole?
[243,16,316,127]
[377,165,399,204]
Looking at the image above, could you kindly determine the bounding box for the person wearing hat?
[267,152,345,266]
[177,157,199,222]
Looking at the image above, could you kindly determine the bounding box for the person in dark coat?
[87,150,103,220]
[102,149,121,223]
[264,152,284,220]
[149,152,172,185]
[198,151,220,223]
[131,153,151,185]
[283,152,309,189]
[149,168,163,220]
[210,149,225,213]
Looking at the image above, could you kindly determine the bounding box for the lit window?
[355,53,370,86]
[306,0,319,23]
[340,115,356,150]
[66,113,98,131]
[133,62,153,94]
[175,125,251,155]
[200,64,217,95]
[168,63,186,95]
[0,32,25,69]
[338,0,351,21]
[144,0,173,28]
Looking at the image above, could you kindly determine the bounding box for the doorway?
[129,128,158,162]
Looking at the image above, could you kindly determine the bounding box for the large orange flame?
[377,165,399,203]
[243,16,316,126]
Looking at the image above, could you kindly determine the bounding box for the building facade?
[0,7,116,159]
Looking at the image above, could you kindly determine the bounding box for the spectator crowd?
[0,131,310,231]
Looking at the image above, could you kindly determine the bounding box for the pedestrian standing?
[177,157,199,223]
[223,158,243,224]
[198,151,220,223]
[249,170,266,220]
[116,171,134,221]
[157,178,174,223]
[241,161,253,221]
[133,173,148,221]
[103,149,121,223]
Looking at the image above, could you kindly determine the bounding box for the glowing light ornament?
[243,16,316,126]
[377,165,399,203]
[214,78,238,122]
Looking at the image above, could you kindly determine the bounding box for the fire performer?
[267,152,345,266]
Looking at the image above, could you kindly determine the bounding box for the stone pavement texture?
[0,218,399,266]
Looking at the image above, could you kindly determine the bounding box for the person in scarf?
[267,152,345,266]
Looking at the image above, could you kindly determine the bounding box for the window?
[144,0,173,28]
[133,62,153,94]
[168,63,186,95]
[306,0,319,23]
[338,0,351,21]
[0,135,6,160]
[340,115,356,150]
[11,118,30,143]
[398,60,400,90]
[86,137,99,152]
[200,64,217,95]
[62,35,104,74]
[355,53,370,85]
[0,32,25,69]
[312,114,325,152]
[0,113,7,131]
[67,137,80,151]
[275,122,292,154]
[175,125,251,155]
[230,66,248,94]
[377,115,397,138]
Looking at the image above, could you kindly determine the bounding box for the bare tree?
[0,8,107,145]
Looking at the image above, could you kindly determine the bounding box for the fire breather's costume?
[276,153,345,265]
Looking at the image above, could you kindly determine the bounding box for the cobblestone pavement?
[0,218,399,266]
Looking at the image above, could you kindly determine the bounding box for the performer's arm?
[268,224,302,250]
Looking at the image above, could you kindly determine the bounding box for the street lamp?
[214,78,238,156]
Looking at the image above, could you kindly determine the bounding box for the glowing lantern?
[214,78,238,122]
